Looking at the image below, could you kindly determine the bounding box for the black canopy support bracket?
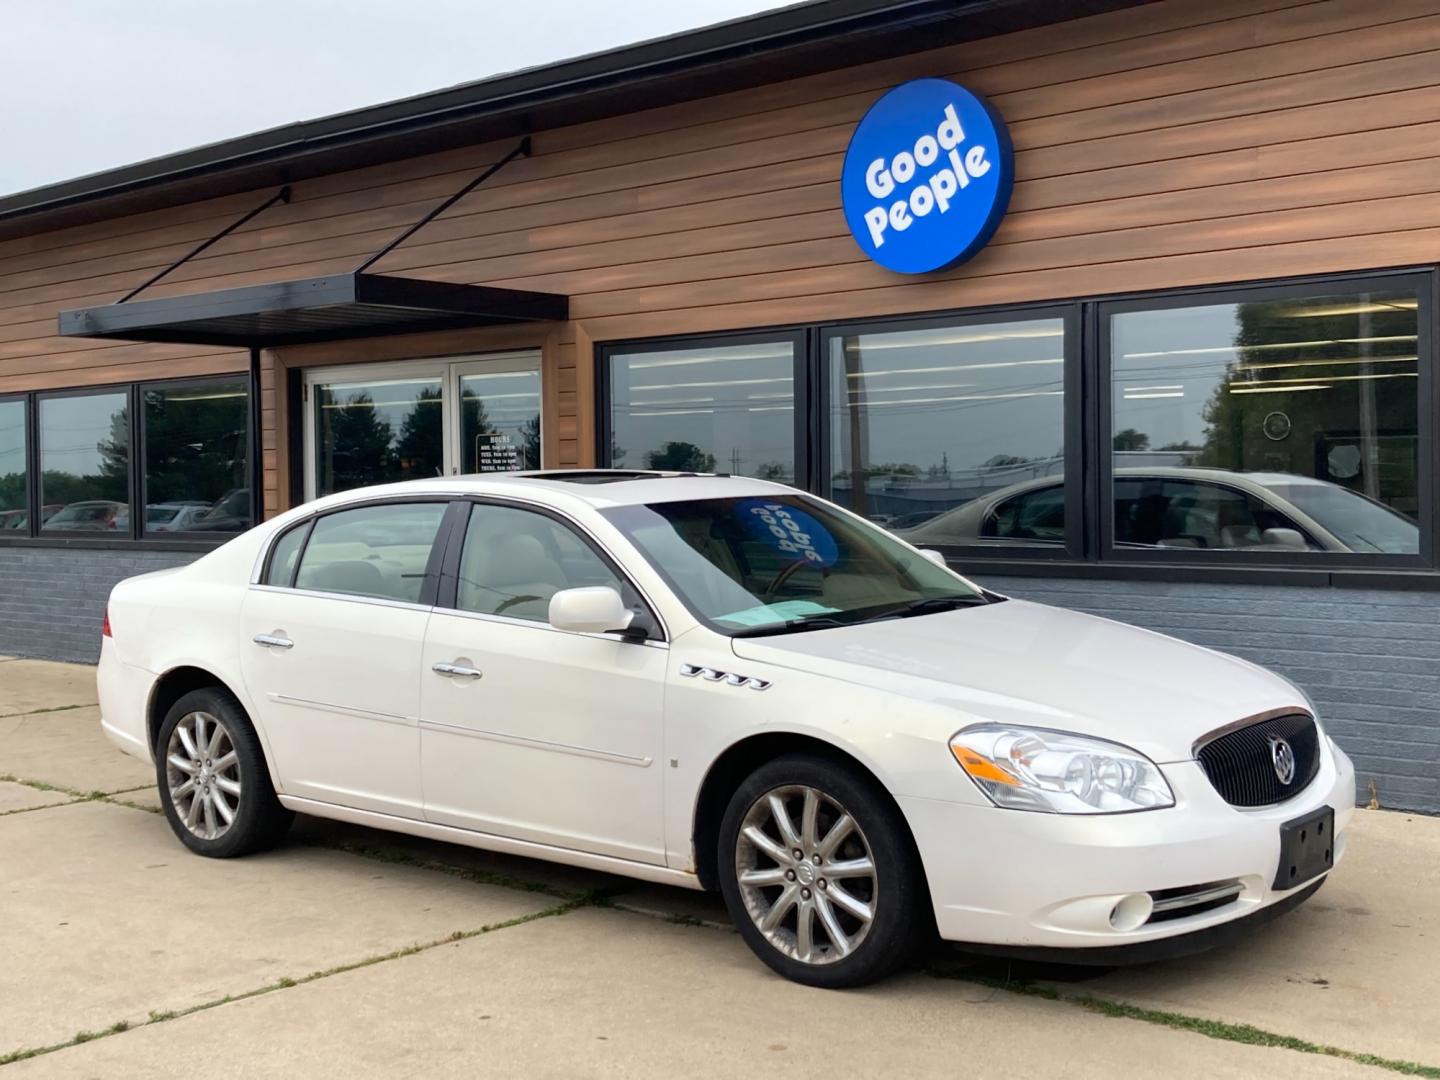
[117,186,291,304]
[356,136,531,274]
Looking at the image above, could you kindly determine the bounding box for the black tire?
[155,686,293,858]
[717,752,925,988]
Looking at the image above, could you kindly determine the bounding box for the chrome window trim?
[246,583,438,615]
[1189,706,1316,759]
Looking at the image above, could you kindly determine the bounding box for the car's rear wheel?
[156,687,293,858]
[717,753,924,987]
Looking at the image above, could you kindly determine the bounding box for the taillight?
[102,605,112,638]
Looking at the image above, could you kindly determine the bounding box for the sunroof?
[526,470,724,485]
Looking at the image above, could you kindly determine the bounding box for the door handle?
[432,661,483,680]
[253,633,294,649]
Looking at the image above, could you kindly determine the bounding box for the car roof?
[300,470,791,514]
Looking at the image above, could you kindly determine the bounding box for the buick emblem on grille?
[1269,735,1297,785]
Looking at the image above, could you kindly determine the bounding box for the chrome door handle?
[432,661,483,680]
[253,633,294,649]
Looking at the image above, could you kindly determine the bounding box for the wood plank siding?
[3,0,1440,517]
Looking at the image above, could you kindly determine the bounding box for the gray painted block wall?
[980,575,1439,815]
[0,548,195,664]
[1,548,1434,812]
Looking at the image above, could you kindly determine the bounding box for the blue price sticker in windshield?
[738,500,840,568]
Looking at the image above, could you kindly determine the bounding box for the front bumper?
[900,738,1355,950]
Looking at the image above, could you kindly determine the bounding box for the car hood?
[729,598,1307,763]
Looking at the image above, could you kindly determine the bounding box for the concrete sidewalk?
[1,658,1437,1078]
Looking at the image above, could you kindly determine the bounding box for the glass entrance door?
[305,351,541,499]
[450,358,542,474]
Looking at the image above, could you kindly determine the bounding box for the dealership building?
[1,0,1437,810]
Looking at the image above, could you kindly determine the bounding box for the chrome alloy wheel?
[165,711,241,841]
[735,785,878,965]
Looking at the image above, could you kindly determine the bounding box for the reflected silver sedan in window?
[896,467,1419,554]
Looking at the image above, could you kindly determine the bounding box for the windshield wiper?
[728,614,852,638]
[862,595,992,622]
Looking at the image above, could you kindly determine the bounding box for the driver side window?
[454,504,623,623]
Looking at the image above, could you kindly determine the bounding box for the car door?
[419,499,668,865]
[239,499,451,820]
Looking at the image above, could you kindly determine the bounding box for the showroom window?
[0,375,254,545]
[1103,280,1426,561]
[599,268,1433,574]
[823,313,1071,547]
[0,397,26,532]
[142,378,252,535]
[604,334,803,483]
[39,389,131,535]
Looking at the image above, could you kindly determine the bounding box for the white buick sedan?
[98,471,1355,987]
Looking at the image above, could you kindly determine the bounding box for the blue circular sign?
[841,78,1014,275]
[736,500,840,568]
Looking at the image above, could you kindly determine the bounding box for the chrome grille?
[1195,712,1320,807]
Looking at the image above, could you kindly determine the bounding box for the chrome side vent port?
[1145,880,1244,925]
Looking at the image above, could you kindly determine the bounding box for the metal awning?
[58,272,568,348]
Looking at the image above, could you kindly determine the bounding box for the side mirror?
[919,548,948,567]
[1261,527,1308,550]
[548,586,635,635]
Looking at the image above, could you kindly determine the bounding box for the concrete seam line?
[0,703,98,720]
[0,896,593,1069]
[0,774,152,800]
[926,970,1440,1079]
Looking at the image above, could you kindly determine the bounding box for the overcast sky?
[0,0,790,197]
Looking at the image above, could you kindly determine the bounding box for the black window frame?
[817,303,1082,564]
[1096,270,1435,572]
[138,373,256,542]
[33,384,136,542]
[0,372,256,551]
[597,328,811,489]
[595,265,1440,587]
[0,391,29,533]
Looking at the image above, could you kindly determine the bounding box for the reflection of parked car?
[896,468,1419,554]
[148,502,213,533]
[44,500,129,532]
[0,504,62,530]
[885,509,943,530]
[187,488,252,533]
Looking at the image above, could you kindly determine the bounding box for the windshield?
[602,495,985,636]
[1263,482,1419,554]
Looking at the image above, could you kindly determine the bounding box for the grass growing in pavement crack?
[0,775,158,816]
[0,896,592,1068]
[927,969,1440,1078]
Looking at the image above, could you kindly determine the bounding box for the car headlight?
[949,725,1174,814]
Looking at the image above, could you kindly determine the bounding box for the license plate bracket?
[1274,806,1334,890]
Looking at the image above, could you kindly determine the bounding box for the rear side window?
[294,502,447,603]
[264,523,309,586]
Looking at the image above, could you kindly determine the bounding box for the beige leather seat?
[460,532,567,620]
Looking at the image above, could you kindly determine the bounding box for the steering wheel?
[494,593,543,615]
[763,557,819,597]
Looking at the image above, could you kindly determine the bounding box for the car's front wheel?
[156,687,293,858]
[718,753,924,987]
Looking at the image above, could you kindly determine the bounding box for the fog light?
[1109,892,1153,931]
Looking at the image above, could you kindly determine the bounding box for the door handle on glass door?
[432,661,483,679]
[252,633,294,649]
